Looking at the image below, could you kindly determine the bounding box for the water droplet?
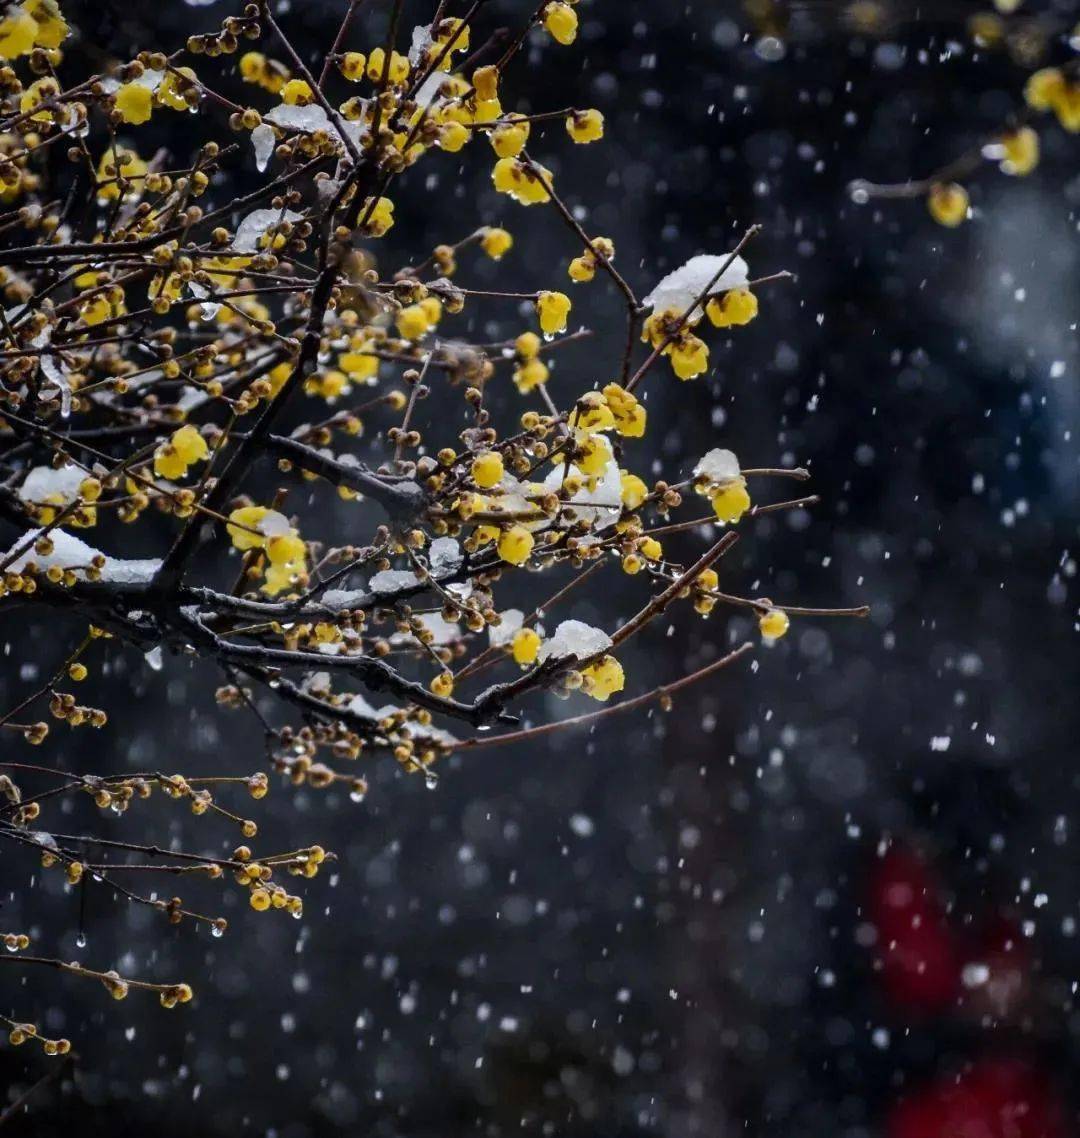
[75,932,87,948]
[424,772,439,790]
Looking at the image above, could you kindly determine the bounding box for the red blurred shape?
[887,1059,1067,1138]
[869,846,960,1013]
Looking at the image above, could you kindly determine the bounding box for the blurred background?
[2,0,1079,1134]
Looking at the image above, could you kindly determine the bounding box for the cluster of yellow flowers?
[1025,66,1080,133]
[154,425,211,481]
[0,0,67,60]
[921,60,1078,229]
[0,0,843,1063]
[227,506,308,595]
[642,285,759,381]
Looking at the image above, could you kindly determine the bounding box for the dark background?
[2,0,1079,1135]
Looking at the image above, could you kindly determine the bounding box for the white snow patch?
[644,253,749,316]
[537,619,611,663]
[693,448,741,485]
[18,464,85,506]
[319,588,368,610]
[368,568,420,594]
[3,528,160,585]
[488,608,524,648]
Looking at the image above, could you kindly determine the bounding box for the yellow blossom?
[515,331,541,358]
[759,608,790,640]
[490,119,529,158]
[430,671,454,698]
[471,451,504,488]
[572,395,615,433]
[710,478,751,523]
[927,182,969,227]
[1055,85,1080,132]
[240,51,267,83]
[602,383,646,437]
[536,290,571,335]
[543,2,578,45]
[304,369,349,400]
[115,82,154,125]
[419,297,442,325]
[339,51,366,81]
[498,524,534,565]
[480,226,513,260]
[79,292,122,326]
[473,65,499,102]
[706,288,758,328]
[581,655,624,701]
[396,304,430,341]
[492,157,551,204]
[249,888,271,911]
[157,67,198,112]
[366,48,410,85]
[281,79,313,106]
[575,432,613,477]
[566,108,604,143]
[339,350,379,382]
[154,425,209,480]
[25,0,68,49]
[361,196,395,236]
[669,334,709,380]
[438,121,469,152]
[1024,67,1066,111]
[514,357,549,393]
[239,51,289,94]
[20,77,58,123]
[227,506,276,551]
[999,127,1039,176]
[0,9,37,60]
[511,627,541,665]
[619,471,648,510]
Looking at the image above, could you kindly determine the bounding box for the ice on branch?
[263,104,367,156]
[542,461,623,530]
[250,123,275,172]
[408,24,434,65]
[232,207,305,253]
[428,537,463,575]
